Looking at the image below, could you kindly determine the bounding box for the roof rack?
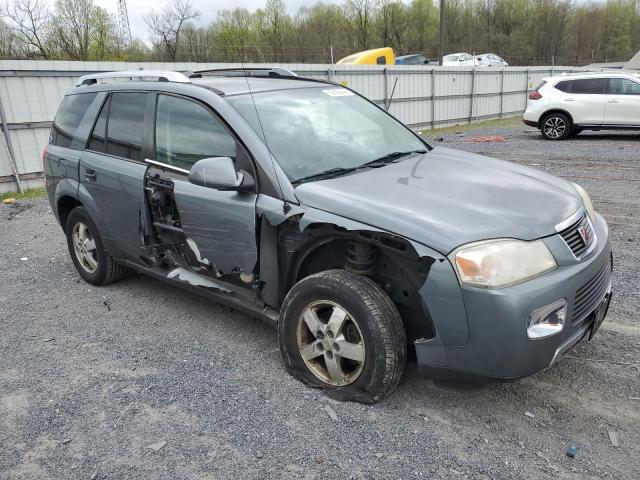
[189,67,298,79]
[76,70,191,86]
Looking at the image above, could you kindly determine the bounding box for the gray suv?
[45,68,613,403]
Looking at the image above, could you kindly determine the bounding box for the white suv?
[523,72,640,140]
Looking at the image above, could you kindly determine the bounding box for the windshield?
[226,87,427,183]
[443,55,460,62]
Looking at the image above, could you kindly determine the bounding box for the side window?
[155,95,237,171]
[555,80,572,93]
[609,78,640,95]
[376,55,386,65]
[88,96,109,152]
[106,92,147,161]
[571,79,606,95]
[623,80,640,95]
[51,93,97,148]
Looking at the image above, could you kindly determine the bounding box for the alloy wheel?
[543,116,567,139]
[296,300,366,386]
[72,221,98,273]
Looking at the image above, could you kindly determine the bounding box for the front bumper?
[416,213,612,379]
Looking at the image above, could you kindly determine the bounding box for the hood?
[294,147,582,254]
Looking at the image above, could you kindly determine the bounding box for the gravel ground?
[1,122,639,479]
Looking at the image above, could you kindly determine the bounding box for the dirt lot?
[1,120,639,479]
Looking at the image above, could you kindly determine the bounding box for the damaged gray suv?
[45,68,612,403]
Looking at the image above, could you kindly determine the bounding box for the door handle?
[563,98,575,102]
[607,99,619,104]
[84,168,97,181]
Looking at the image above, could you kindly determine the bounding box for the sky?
[101,0,339,43]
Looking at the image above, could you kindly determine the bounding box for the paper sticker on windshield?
[322,88,354,97]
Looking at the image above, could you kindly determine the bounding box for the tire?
[65,206,127,286]
[279,269,406,404]
[540,112,571,140]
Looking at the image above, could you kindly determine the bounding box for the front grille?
[572,258,612,324]
[559,214,595,258]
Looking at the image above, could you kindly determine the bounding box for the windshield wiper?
[293,167,359,185]
[362,150,427,167]
[293,150,427,185]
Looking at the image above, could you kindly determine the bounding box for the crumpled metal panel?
[173,179,258,276]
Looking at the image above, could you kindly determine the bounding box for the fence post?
[499,68,505,119]
[383,68,389,107]
[329,45,335,81]
[0,95,23,193]
[469,60,477,123]
[524,68,530,111]
[431,68,436,129]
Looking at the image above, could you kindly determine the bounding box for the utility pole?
[117,0,132,48]
[438,0,445,66]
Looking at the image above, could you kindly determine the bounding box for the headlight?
[572,183,595,221]
[451,239,557,288]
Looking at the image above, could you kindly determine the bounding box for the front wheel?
[541,112,571,140]
[279,270,406,404]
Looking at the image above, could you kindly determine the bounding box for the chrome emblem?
[578,219,593,244]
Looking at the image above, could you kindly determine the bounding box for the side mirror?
[188,157,255,192]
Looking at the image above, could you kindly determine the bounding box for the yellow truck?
[337,47,395,65]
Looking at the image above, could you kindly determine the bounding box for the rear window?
[51,93,97,148]
[534,81,547,91]
[406,55,426,65]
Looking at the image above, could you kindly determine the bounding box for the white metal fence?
[0,60,593,192]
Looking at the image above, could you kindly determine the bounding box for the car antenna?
[238,56,291,215]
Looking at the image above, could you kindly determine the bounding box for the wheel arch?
[56,195,82,234]
[539,108,574,129]
[282,225,437,344]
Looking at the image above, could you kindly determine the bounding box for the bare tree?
[2,0,51,58]
[377,0,411,54]
[343,0,376,50]
[144,0,199,61]
[49,0,93,60]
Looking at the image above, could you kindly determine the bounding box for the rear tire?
[65,206,127,286]
[540,112,571,140]
[279,270,406,404]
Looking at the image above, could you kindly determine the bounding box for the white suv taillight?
[528,91,543,100]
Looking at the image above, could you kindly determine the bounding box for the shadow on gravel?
[573,133,640,141]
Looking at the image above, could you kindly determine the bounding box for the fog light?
[528,299,566,339]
